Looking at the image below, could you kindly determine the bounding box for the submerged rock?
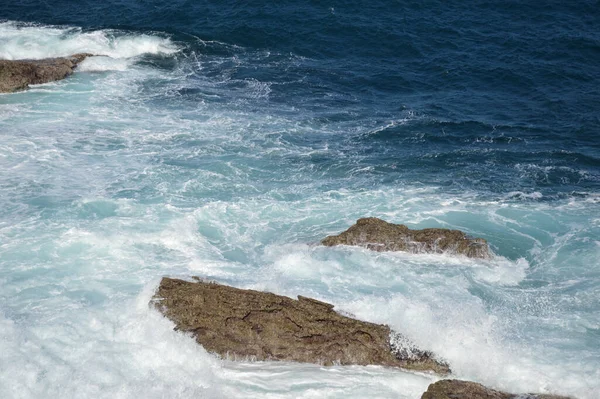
[322,217,490,259]
[152,277,450,374]
[421,380,574,399]
[0,53,93,93]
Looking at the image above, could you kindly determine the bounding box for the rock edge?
[152,276,450,374]
[421,380,574,399]
[322,217,490,259]
[0,53,93,93]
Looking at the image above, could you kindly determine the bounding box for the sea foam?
[0,21,178,71]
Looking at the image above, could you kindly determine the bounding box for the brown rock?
[322,217,490,259]
[0,53,93,93]
[152,277,450,374]
[421,380,574,399]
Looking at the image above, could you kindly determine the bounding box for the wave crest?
[0,21,179,61]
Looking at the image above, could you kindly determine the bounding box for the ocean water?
[1,1,599,398]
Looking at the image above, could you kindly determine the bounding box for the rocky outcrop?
[322,217,490,259]
[152,277,450,374]
[0,53,93,93]
[421,380,573,399]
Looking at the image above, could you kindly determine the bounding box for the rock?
[0,53,93,93]
[421,380,574,399]
[322,217,490,259]
[152,277,450,374]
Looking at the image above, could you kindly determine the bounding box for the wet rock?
[421,380,574,399]
[152,277,450,374]
[322,217,490,258]
[0,53,93,93]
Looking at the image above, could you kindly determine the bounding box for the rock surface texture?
[152,277,450,374]
[0,53,92,93]
[421,380,573,399]
[322,217,490,258]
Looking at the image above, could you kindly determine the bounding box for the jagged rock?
[152,277,450,374]
[322,217,490,259]
[421,380,574,399]
[0,53,93,93]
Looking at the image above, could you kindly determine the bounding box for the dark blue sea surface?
[1,1,599,398]
[4,0,600,197]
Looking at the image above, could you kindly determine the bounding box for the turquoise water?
[1,3,599,397]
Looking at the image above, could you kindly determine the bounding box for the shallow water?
[1,2,599,398]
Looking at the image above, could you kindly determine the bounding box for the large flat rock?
[421,380,574,399]
[322,217,490,258]
[152,277,450,374]
[0,53,92,93]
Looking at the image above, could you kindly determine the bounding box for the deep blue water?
[5,0,600,197]
[1,1,599,398]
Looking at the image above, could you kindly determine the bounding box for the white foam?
[0,21,179,61]
[2,188,598,398]
[77,56,131,72]
[0,284,222,398]
[218,361,435,399]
